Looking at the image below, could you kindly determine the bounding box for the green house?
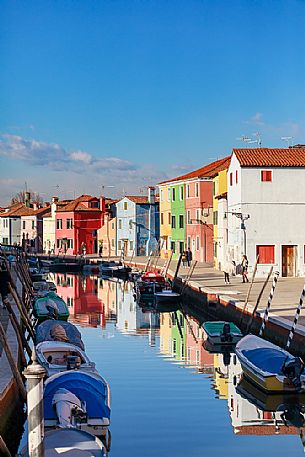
[169,183,186,260]
[171,311,186,361]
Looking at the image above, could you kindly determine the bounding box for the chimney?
[148,186,156,204]
[52,196,59,203]
[25,192,31,208]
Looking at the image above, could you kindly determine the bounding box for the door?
[282,245,296,277]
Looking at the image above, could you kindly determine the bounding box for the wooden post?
[240,255,259,324]
[245,266,273,333]
[8,284,35,341]
[144,251,153,273]
[173,253,183,283]
[163,251,173,278]
[181,261,198,295]
[23,350,47,457]
[0,435,11,457]
[286,284,305,350]
[258,271,280,337]
[0,321,26,400]
[5,299,32,358]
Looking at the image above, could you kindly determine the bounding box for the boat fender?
[282,357,304,389]
[221,323,233,343]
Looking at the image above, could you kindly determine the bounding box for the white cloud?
[69,150,92,164]
[244,112,265,126]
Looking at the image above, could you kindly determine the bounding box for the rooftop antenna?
[281,136,294,147]
[236,135,252,143]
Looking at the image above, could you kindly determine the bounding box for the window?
[256,245,275,264]
[130,240,134,251]
[195,182,199,197]
[57,239,61,248]
[92,230,97,237]
[230,172,233,186]
[22,221,26,229]
[66,218,73,229]
[118,240,122,251]
[186,185,190,198]
[187,210,191,224]
[67,239,73,249]
[196,236,200,251]
[124,202,128,210]
[171,241,175,253]
[180,186,184,200]
[213,211,218,225]
[160,190,163,202]
[2,238,8,245]
[56,219,62,230]
[168,212,171,225]
[111,239,115,247]
[236,170,238,184]
[32,220,35,229]
[196,209,201,222]
[172,188,176,201]
[213,242,217,257]
[91,201,99,208]
[179,241,184,254]
[167,188,171,201]
[112,222,115,230]
[160,213,164,225]
[187,236,191,249]
[118,219,122,229]
[171,215,176,229]
[261,170,272,182]
[179,215,184,229]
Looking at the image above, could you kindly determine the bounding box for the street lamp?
[224,212,250,255]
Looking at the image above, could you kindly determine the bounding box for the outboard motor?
[282,357,304,390]
[52,388,87,428]
[221,323,233,343]
[66,355,81,370]
[46,300,59,320]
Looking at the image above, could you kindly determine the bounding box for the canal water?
[17,273,305,456]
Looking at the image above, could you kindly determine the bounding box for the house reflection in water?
[53,273,106,328]
[116,281,159,345]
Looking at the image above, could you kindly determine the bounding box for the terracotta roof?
[125,196,149,204]
[41,211,52,218]
[33,206,51,216]
[159,156,231,185]
[57,195,101,212]
[1,203,35,217]
[233,148,305,167]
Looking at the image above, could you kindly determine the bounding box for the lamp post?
[224,212,250,256]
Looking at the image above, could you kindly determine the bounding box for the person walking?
[0,259,10,309]
[186,247,193,267]
[181,250,187,268]
[222,259,236,284]
[99,243,103,258]
[241,255,249,283]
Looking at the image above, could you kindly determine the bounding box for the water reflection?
[48,274,305,453]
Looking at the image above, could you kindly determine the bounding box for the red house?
[55,195,105,255]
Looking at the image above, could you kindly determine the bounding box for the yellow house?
[97,215,117,258]
[159,312,173,356]
[213,167,229,269]
[158,184,172,258]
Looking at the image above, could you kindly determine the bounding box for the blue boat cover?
[44,371,110,420]
[243,347,294,374]
[35,320,85,350]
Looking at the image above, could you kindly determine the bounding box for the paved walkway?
[128,256,305,329]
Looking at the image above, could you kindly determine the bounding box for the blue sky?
[1,0,305,204]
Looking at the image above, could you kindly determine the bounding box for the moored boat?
[44,370,111,436]
[36,340,96,377]
[154,290,181,305]
[99,261,131,277]
[203,321,243,345]
[35,319,85,350]
[33,292,69,322]
[21,428,107,456]
[235,334,305,393]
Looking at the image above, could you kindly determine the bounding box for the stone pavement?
[128,256,305,329]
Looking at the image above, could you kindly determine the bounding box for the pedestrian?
[0,259,10,309]
[187,247,193,267]
[222,259,236,285]
[99,243,103,258]
[241,255,249,283]
[181,250,187,268]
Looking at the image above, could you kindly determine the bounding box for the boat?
[140,271,166,283]
[36,340,96,377]
[35,319,85,350]
[21,428,107,456]
[235,334,305,393]
[44,370,111,436]
[135,271,169,301]
[32,280,57,297]
[33,292,69,322]
[154,290,181,305]
[202,321,243,345]
[99,261,131,278]
[49,259,84,272]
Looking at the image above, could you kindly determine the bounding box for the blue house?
[116,188,159,257]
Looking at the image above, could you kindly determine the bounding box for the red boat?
[140,272,166,283]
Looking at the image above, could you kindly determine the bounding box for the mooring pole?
[246,266,273,334]
[258,271,280,337]
[286,284,305,350]
[23,350,47,457]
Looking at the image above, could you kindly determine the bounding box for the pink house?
[55,195,106,255]
[184,157,230,263]
[185,316,214,372]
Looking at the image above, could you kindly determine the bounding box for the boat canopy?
[44,371,110,421]
[35,320,85,350]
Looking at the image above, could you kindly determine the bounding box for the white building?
[227,148,305,277]
[0,203,34,246]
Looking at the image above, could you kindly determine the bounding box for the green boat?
[33,292,69,323]
[203,321,243,345]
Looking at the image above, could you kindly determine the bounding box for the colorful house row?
[158,157,230,262]
[159,147,305,278]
